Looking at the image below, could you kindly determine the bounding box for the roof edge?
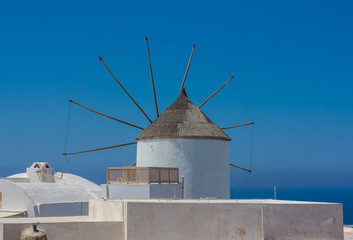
[136,136,232,141]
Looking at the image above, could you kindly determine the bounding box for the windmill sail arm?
[199,75,234,108]
[99,56,152,123]
[221,122,255,130]
[63,142,137,155]
[146,36,159,118]
[69,100,144,130]
[229,163,252,173]
[179,44,196,95]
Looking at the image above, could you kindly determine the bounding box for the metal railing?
[106,167,179,184]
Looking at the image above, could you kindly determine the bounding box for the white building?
[0,162,100,217]
[0,199,345,240]
[136,89,231,199]
[101,166,183,199]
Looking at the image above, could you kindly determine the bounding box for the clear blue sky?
[0,0,352,192]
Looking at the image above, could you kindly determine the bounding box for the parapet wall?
[89,199,344,240]
[101,183,183,199]
[0,199,344,240]
[0,217,123,240]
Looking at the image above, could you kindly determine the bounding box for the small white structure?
[0,162,100,217]
[101,167,183,199]
[136,89,231,199]
[102,182,183,199]
[26,162,55,183]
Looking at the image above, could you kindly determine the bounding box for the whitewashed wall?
[0,180,93,217]
[0,180,33,211]
[101,183,182,199]
[89,199,344,240]
[1,221,123,240]
[136,139,230,199]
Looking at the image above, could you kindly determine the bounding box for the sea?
[231,186,353,224]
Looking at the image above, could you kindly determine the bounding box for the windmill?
[63,37,254,199]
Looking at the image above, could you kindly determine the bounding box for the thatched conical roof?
[136,89,231,141]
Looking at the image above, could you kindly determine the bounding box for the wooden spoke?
[199,75,234,108]
[179,44,196,95]
[69,100,144,130]
[99,56,152,123]
[221,122,255,130]
[229,163,252,173]
[146,37,159,118]
[63,142,137,155]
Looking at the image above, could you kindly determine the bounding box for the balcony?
[106,167,179,184]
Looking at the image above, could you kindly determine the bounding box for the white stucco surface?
[0,180,33,212]
[150,183,182,198]
[0,199,344,240]
[0,217,123,240]
[16,183,96,205]
[102,184,149,199]
[6,173,27,178]
[7,172,100,192]
[26,163,55,183]
[0,165,101,218]
[101,183,182,199]
[89,200,124,221]
[0,211,24,218]
[54,172,100,191]
[89,198,344,240]
[125,201,263,240]
[263,203,344,239]
[0,177,29,183]
[137,139,230,199]
[34,202,89,217]
[0,174,100,217]
[345,226,353,240]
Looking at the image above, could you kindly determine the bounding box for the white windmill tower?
[64,37,254,199]
[136,88,231,199]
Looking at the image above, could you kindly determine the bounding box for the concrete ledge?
[0,218,123,240]
[89,199,344,240]
[344,226,353,240]
[263,203,343,240]
[101,183,182,199]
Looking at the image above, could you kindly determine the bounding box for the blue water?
[231,186,353,224]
